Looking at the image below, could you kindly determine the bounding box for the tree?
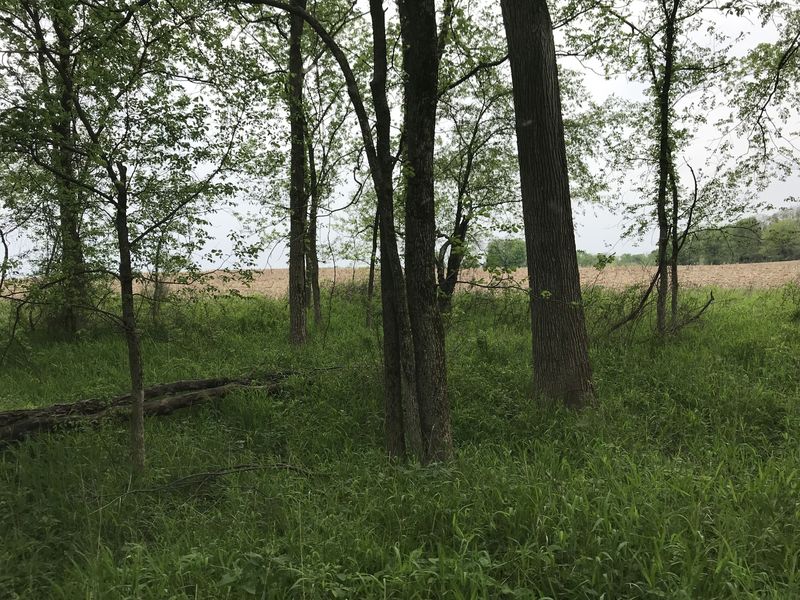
[762,218,800,261]
[484,238,527,270]
[433,1,519,311]
[729,4,799,168]
[241,0,453,463]
[288,0,309,345]
[0,0,91,337]
[398,0,453,461]
[566,0,775,333]
[501,0,594,408]
[2,0,245,471]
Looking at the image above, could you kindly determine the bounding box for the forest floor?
[199,259,800,297]
[1,286,800,598]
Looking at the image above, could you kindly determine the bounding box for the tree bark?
[114,164,145,473]
[501,0,594,408]
[51,11,88,338]
[669,160,680,329]
[655,0,679,335]
[305,134,322,326]
[398,0,453,462]
[370,0,423,460]
[436,215,469,313]
[366,205,379,328]
[288,0,308,345]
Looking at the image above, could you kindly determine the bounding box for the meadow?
[1,284,799,598]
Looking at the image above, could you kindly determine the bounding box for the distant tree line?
[680,209,800,265]
[485,206,800,271]
[485,239,659,270]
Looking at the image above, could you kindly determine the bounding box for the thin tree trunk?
[437,110,481,313]
[305,135,322,325]
[501,0,594,408]
[288,0,308,345]
[366,205,379,328]
[253,0,423,459]
[437,216,470,313]
[398,0,453,462]
[655,0,679,336]
[114,164,145,473]
[669,162,679,329]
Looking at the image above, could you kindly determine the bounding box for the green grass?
[1,287,799,598]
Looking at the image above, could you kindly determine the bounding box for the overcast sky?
[5,1,796,272]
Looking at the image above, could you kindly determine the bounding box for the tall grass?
[1,287,799,598]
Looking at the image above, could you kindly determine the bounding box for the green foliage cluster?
[483,238,527,270]
[681,211,800,265]
[576,250,654,268]
[2,288,800,598]
[484,242,654,271]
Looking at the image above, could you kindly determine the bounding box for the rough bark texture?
[655,0,679,335]
[114,164,145,473]
[52,12,88,337]
[398,0,453,462]
[369,0,423,460]
[501,0,594,408]
[288,0,308,345]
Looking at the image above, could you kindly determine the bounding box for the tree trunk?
[261,0,425,459]
[669,161,680,329]
[52,15,87,338]
[501,0,594,408]
[398,0,453,462]
[655,0,679,335]
[366,205,379,329]
[437,216,470,313]
[114,164,145,474]
[288,0,308,345]
[370,0,424,460]
[305,135,322,326]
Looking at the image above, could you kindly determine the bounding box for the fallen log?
[0,376,266,428]
[0,375,285,446]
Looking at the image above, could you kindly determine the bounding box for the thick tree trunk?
[398,0,453,462]
[370,0,423,460]
[114,164,145,473]
[288,0,308,345]
[501,0,594,408]
[655,0,679,335]
[52,17,87,338]
[305,135,322,326]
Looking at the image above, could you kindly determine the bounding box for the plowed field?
[206,259,800,297]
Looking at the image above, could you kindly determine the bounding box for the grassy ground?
[1,287,799,598]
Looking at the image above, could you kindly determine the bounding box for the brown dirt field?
[198,259,800,298]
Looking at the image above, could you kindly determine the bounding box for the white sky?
[234,0,799,269]
[3,1,797,272]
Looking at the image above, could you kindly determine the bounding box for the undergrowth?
[1,287,799,598]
